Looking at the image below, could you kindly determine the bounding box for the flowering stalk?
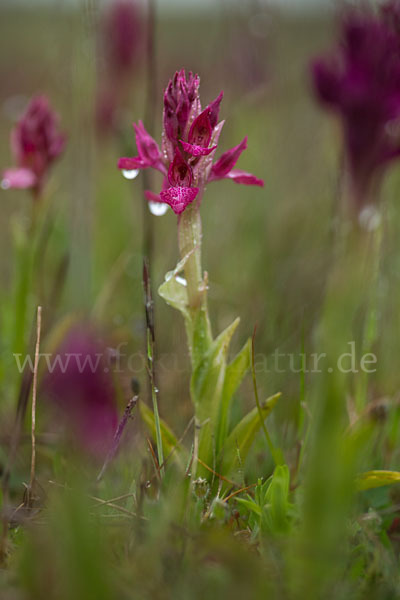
[311,5,399,410]
[177,202,214,375]
[119,70,264,481]
[2,96,65,200]
[2,96,66,366]
[311,4,400,221]
[96,0,142,133]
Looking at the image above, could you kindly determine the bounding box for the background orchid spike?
[118,69,264,215]
[2,95,65,197]
[96,0,143,134]
[311,7,400,212]
[42,324,119,459]
[103,0,141,75]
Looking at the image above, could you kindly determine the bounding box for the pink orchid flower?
[118,69,264,215]
[2,95,65,198]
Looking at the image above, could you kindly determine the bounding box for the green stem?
[177,202,214,479]
[177,203,212,367]
[12,200,42,361]
[178,203,203,310]
[354,224,382,413]
[251,332,281,467]
[147,327,164,476]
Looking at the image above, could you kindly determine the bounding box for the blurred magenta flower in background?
[311,7,400,211]
[42,324,118,459]
[104,0,141,75]
[96,0,142,134]
[2,95,65,198]
[118,69,264,215]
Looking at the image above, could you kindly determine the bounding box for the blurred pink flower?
[118,69,264,215]
[96,0,142,134]
[42,325,118,459]
[311,8,400,210]
[104,0,141,75]
[2,95,65,197]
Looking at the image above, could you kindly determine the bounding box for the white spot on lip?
[1,179,10,190]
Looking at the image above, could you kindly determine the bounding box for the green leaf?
[190,306,213,368]
[191,318,240,473]
[158,253,212,366]
[220,392,281,477]
[158,250,198,318]
[158,271,189,320]
[262,464,292,534]
[356,470,400,491]
[236,497,262,518]
[139,401,183,467]
[215,338,251,457]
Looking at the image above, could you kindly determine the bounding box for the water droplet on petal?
[1,179,10,190]
[359,205,381,232]
[122,168,139,180]
[148,201,168,216]
[175,276,187,287]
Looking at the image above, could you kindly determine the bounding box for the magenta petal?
[168,147,192,187]
[160,186,199,215]
[188,108,212,148]
[209,137,248,180]
[207,91,224,128]
[133,120,162,164]
[118,156,144,170]
[180,141,217,156]
[311,60,342,106]
[144,190,165,203]
[2,167,37,189]
[224,169,264,187]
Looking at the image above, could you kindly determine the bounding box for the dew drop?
[122,168,139,180]
[359,205,381,232]
[148,201,168,216]
[1,179,10,190]
[175,276,187,287]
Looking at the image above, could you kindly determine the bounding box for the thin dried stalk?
[27,306,42,505]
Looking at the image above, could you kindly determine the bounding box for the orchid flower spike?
[311,6,400,211]
[118,69,264,215]
[103,0,141,75]
[2,95,66,198]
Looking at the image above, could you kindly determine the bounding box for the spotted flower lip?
[311,8,400,209]
[118,69,264,215]
[2,95,65,196]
